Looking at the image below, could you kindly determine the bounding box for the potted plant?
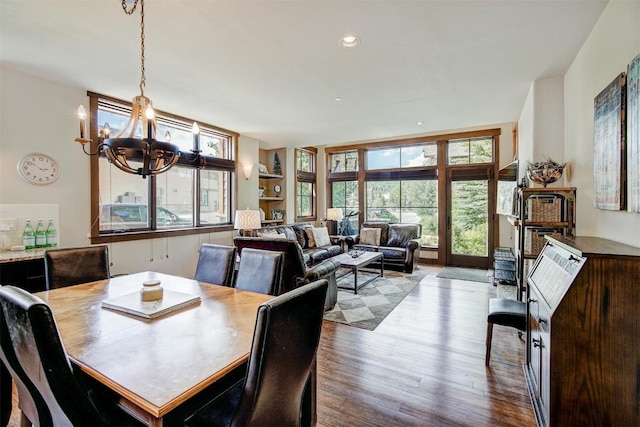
[271,209,286,220]
[527,157,567,187]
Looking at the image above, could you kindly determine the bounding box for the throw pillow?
[311,227,331,247]
[304,226,316,248]
[274,232,288,239]
[360,227,381,246]
[256,229,278,238]
[292,225,308,247]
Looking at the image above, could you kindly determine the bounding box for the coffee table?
[333,251,384,294]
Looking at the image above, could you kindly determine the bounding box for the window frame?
[295,147,317,221]
[326,128,499,253]
[87,92,238,243]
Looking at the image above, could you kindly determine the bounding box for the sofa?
[233,237,341,310]
[347,222,422,273]
[249,222,343,267]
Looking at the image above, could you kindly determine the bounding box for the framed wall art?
[627,53,640,213]
[593,72,626,210]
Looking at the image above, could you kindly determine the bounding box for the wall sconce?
[242,162,254,180]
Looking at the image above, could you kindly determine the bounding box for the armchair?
[348,222,422,273]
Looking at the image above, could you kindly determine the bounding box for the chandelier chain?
[139,0,146,96]
[121,0,146,96]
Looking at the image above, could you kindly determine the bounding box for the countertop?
[0,248,47,264]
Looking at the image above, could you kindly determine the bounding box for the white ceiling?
[1,0,608,149]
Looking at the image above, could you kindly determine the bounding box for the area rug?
[435,266,491,283]
[323,268,428,331]
[497,282,518,300]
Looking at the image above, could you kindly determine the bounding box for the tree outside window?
[295,148,316,219]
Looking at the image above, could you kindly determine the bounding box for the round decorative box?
[140,280,164,302]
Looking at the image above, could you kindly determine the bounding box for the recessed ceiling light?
[416,121,424,126]
[339,35,360,48]
[334,97,343,101]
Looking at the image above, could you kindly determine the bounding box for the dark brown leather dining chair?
[0,287,51,427]
[185,279,329,427]
[194,243,237,287]
[234,248,285,295]
[44,245,111,290]
[0,285,141,426]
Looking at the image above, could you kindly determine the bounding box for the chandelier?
[74,0,180,178]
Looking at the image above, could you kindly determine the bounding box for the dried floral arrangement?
[527,156,568,187]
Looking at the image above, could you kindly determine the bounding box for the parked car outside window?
[100,204,191,231]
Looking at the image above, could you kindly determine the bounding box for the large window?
[331,180,359,234]
[89,93,236,242]
[365,180,438,245]
[295,148,316,219]
[326,129,498,257]
[366,143,437,169]
[447,137,493,165]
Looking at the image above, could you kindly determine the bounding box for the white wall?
[237,135,260,211]
[518,76,565,182]
[534,77,565,164]
[564,0,640,247]
[0,65,235,277]
[518,85,535,182]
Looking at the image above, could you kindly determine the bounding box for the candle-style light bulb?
[77,105,87,120]
[101,123,111,139]
[192,122,200,151]
[77,105,87,139]
[165,130,172,143]
[145,107,155,139]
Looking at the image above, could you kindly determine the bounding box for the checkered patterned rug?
[323,268,428,331]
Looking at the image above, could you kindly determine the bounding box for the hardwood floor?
[316,265,535,426]
[5,265,535,426]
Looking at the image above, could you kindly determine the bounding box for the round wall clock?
[17,153,61,185]
[274,184,281,194]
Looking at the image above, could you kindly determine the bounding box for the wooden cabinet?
[509,187,576,300]
[524,235,640,427]
[258,148,286,225]
[0,257,46,292]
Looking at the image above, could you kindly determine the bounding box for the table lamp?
[234,209,262,236]
[326,208,343,235]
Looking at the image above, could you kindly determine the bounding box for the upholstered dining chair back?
[234,248,284,296]
[231,279,328,426]
[186,279,328,426]
[194,244,237,287]
[44,245,110,290]
[0,286,135,426]
[0,287,51,427]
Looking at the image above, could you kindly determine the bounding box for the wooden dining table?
[35,271,315,426]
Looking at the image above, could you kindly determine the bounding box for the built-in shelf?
[259,173,283,180]
[261,219,284,224]
[259,148,286,224]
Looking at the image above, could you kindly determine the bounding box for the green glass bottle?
[22,219,36,249]
[45,219,58,248]
[35,219,47,248]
